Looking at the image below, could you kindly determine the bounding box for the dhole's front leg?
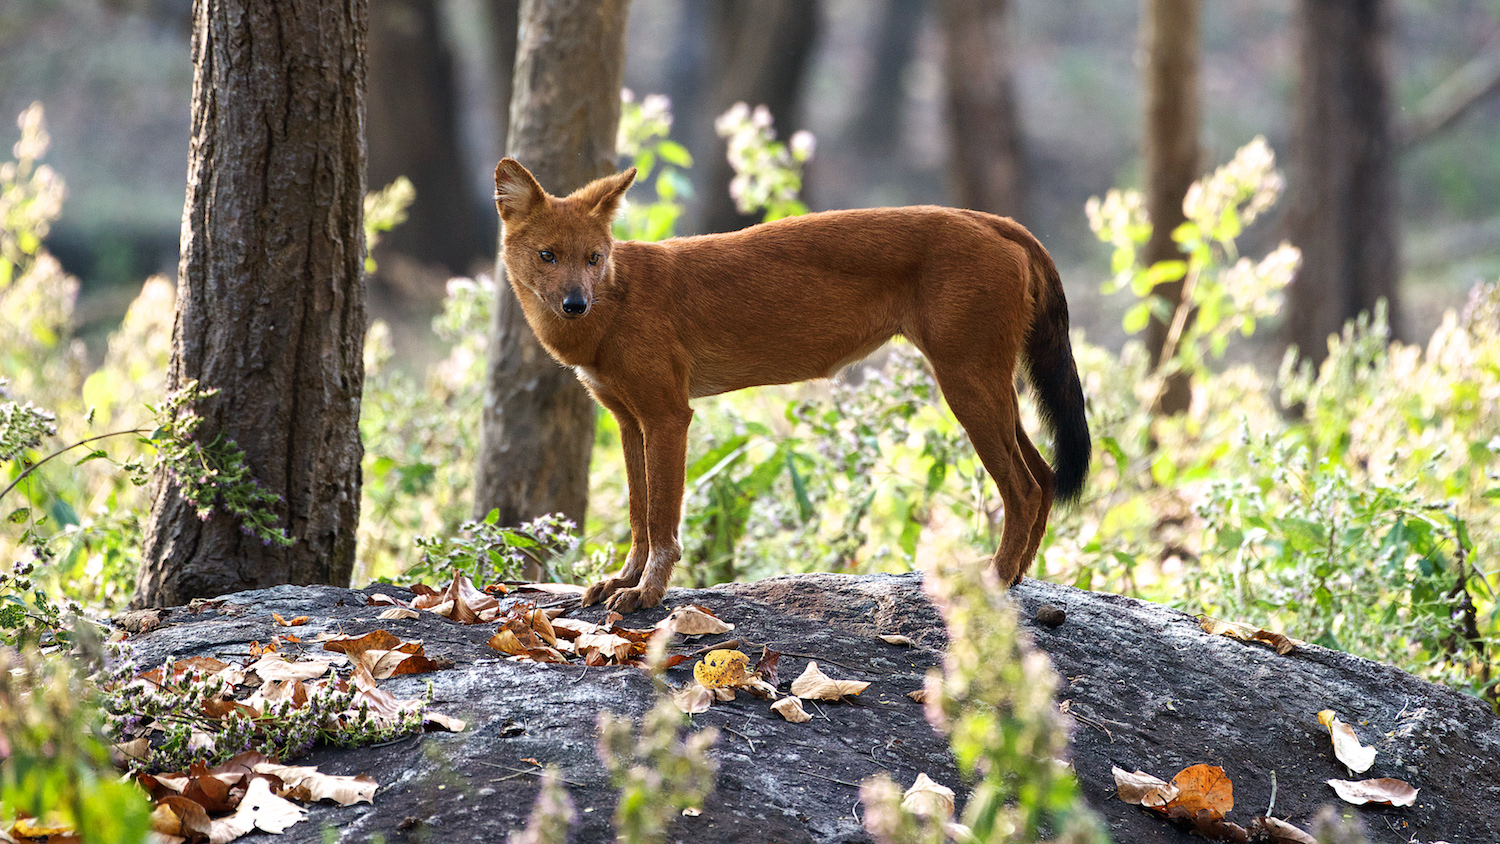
[582,400,692,613]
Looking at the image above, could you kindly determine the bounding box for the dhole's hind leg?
[1014,419,1056,580]
[931,364,1047,586]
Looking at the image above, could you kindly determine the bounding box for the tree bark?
[939,0,1028,217]
[135,0,367,607]
[1284,0,1403,365]
[487,0,521,157]
[1140,0,1200,415]
[473,0,629,530]
[367,0,480,276]
[700,0,820,234]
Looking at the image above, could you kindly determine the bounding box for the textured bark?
[473,0,629,529]
[135,0,367,607]
[1284,0,1403,364]
[367,0,480,276]
[701,0,820,234]
[487,0,520,156]
[939,0,1027,217]
[1140,0,1200,415]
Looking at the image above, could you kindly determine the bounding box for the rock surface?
[121,573,1500,843]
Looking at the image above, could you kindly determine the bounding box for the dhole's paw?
[604,584,666,614]
[581,576,632,607]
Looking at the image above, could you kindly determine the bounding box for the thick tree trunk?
[1284,0,1403,365]
[473,0,629,530]
[135,0,367,607]
[1140,0,1200,415]
[700,0,820,234]
[488,0,521,156]
[939,0,1027,217]
[367,0,480,276]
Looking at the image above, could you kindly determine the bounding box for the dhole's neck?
[506,271,611,367]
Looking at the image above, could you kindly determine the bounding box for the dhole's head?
[494,158,636,320]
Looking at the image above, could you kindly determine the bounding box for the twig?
[0,428,147,503]
[800,769,863,789]
[723,727,756,753]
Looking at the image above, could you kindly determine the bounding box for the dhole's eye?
[588,252,601,266]
[539,250,555,263]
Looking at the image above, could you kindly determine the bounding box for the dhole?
[493,158,1090,612]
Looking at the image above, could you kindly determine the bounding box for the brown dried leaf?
[771,696,811,723]
[1317,710,1377,773]
[673,683,715,714]
[576,631,637,664]
[151,796,213,840]
[1112,766,1179,808]
[900,773,956,819]
[907,688,927,704]
[1200,616,1300,655]
[245,653,333,683]
[206,776,306,843]
[424,711,466,732]
[1248,816,1318,844]
[550,617,599,641]
[879,633,913,646]
[789,661,869,700]
[753,647,782,687]
[1166,764,1233,820]
[1325,777,1418,807]
[271,613,308,627]
[252,763,377,806]
[655,605,734,637]
[377,606,420,620]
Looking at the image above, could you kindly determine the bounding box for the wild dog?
[492,158,1090,612]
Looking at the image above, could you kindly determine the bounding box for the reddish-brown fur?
[493,158,1090,612]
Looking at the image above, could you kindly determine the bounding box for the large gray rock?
[120,574,1500,843]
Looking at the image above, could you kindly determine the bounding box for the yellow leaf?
[693,649,749,688]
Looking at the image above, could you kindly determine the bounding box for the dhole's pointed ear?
[494,158,545,219]
[574,167,637,222]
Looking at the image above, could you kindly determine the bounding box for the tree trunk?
[700,0,820,234]
[850,0,926,161]
[473,0,629,531]
[1284,0,1403,365]
[488,0,521,157]
[939,0,1027,217]
[135,0,367,608]
[367,0,480,276]
[1140,0,1200,415]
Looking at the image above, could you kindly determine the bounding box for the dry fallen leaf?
[693,649,750,689]
[1168,764,1234,820]
[377,607,420,620]
[1248,816,1318,844]
[206,776,307,843]
[789,661,869,700]
[423,712,467,732]
[252,763,377,806]
[151,796,214,841]
[271,613,309,627]
[655,605,734,636]
[1326,777,1418,807]
[1112,766,1179,809]
[771,696,811,723]
[673,683,715,714]
[245,653,334,682]
[576,631,638,664]
[878,633,913,646]
[1317,710,1377,773]
[1200,616,1299,655]
[906,688,927,704]
[901,773,956,819]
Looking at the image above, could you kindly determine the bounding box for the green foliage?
[0,644,153,844]
[98,647,430,774]
[862,558,1106,844]
[596,701,719,844]
[615,90,693,242]
[713,101,815,222]
[363,175,416,272]
[409,510,580,585]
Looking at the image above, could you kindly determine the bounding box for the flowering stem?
[0,428,148,504]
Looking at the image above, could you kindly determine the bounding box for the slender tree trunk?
[488,0,521,158]
[367,0,479,276]
[939,0,1027,217]
[1140,0,1200,415]
[701,0,820,234]
[136,0,367,608]
[851,0,925,160]
[1284,0,1403,364]
[474,0,629,531]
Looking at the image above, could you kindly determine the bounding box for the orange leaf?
[1165,764,1233,820]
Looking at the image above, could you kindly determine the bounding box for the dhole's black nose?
[561,291,588,317]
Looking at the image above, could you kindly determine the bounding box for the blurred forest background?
[3,0,1498,356]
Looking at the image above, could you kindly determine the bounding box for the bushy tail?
[1018,230,1090,504]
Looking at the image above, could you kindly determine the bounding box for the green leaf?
[7,507,29,524]
[482,508,500,526]
[74,449,110,466]
[656,140,693,168]
[1280,517,1326,554]
[1122,301,1153,335]
[785,450,814,523]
